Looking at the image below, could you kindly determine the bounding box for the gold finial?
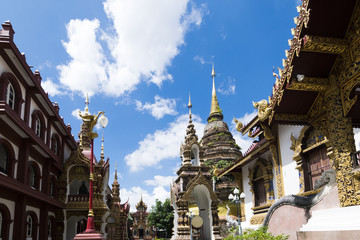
[210,64,221,116]
[79,133,83,148]
[85,93,89,114]
[115,161,118,180]
[188,92,192,109]
[100,133,105,160]
[188,92,192,119]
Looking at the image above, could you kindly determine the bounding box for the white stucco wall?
[242,160,256,229]
[0,56,10,74]
[278,124,303,196]
[63,145,72,163]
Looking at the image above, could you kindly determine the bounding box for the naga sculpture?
[225,204,238,227]
[253,98,272,122]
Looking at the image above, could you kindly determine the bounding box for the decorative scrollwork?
[302,35,348,55]
[250,213,266,225]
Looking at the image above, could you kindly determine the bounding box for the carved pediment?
[182,170,219,202]
[64,148,90,170]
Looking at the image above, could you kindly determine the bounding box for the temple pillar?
[324,87,357,207]
[175,200,190,239]
[211,202,221,239]
[269,141,285,198]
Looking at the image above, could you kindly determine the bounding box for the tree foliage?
[224,226,289,240]
[147,198,174,237]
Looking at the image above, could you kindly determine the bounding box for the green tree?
[147,198,174,237]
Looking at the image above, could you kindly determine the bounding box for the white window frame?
[6,83,15,110]
[35,118,41,137]
[26,215,32,237]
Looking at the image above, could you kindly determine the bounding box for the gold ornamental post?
[73,95,108,240]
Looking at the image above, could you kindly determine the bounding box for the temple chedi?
[171,93,221,240]
[200,66,242,203]
[106,162,130,240]
[130,196,154,239]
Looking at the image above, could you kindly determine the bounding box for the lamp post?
[74,96,108,240]
[228,188,245,236]
[188,210,194,240]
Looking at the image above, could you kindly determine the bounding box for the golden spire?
[115,161,117,180]
[85,93,89,114]
[100,133,105,161]
[188,92,192,119]
[210,64,221,116]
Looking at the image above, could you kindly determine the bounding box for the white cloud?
[135,95,178,119]
[38,60,52,70]
[57,0,206,98]
[120,185,170,212]
[193,55,205,64]
[125,114,205,172]
[41,78,66,97]
[193,55,213,65]
[144,175,176,187]
[231,110,258,153]
[57,19,107,97]
[71,108,82,120]
[218,77,236,95]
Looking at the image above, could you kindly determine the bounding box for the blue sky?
[3,0,299,211]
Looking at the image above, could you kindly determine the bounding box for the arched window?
[29,165,35,188]
[291,126,331,192]
[53,139,58,155]
[31,110,46,140]
[248,158,274,209]
[191,145,200,166]
[25,211,38,240]
[0,204,11,240]
[0,144,8,174]
[76,219,87,234]
[51,134,61,156]
[28,162,40,190]
[47,219,53,239]
[50,177,55,197]
[304,145,330,191]
[26,215,33,237]
[35,118,41,137]
[1,72,22,115]
[6,83,15,110]
[253,166,266,207]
